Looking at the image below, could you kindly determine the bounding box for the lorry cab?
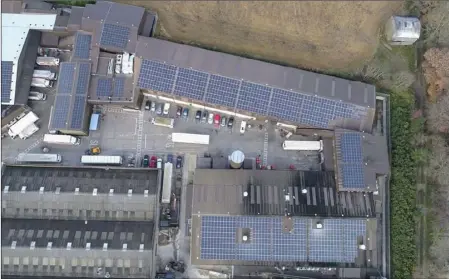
[240,121,247,134]
[163,103,171,115]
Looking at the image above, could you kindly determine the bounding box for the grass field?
[118,1,402,71]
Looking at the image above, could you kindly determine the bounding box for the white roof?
[1,13,56,105]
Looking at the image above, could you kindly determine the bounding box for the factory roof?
[334,129,389,192]
[192,169,375,217]
[2,218,153,251]
[1,165,159,195]
[135,37,376,132]
[1,13,56,105]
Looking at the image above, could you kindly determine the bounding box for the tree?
[423,48,449,100]
[426,93,449,133]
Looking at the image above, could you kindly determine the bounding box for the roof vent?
[3,186,9,193]
[144,190,149,197]
[47,242,52,250]
[242,235,248,242]
[302,188,308,194]
[93,188,97,196]
[139,244,144,252]
[11,241,16,249]
[30,241,35,250]
[359,244,366,250]
[21,186,27,193]
[316,222,323,229]
[109,189,114,196]
[284,194,290,201]
[55,187,60,194]
[75,188,79,195]
[86,243,91,250]
[122,243,127,251]
[128,189,132,197]
[39,187,44,194]
[103,243,108,251]
[67,242,72,250]
[243,191,248,197]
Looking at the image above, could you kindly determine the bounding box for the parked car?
[150,101,156,112]
[150,156,157,168]
[195,110,202,122]
[228,117,234,128]
[145,101,151,110]
[208,113,214,124]
[214,114,221,128]
[176,106,183,117]
[142,155,149,167]
[182,107,189,119]
[201,111,208,123]
[176,156,183,169]
[240,120,247,134]
[221,116,227,127]
[163,103,170,115]
[167,154,173,163]
[157,158,163,169]
[156,103,163,115]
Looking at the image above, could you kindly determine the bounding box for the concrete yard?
[2,96,321,171]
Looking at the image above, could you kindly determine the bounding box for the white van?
[240,121,247,134]
[163,103,170,115]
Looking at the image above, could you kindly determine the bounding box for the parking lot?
[2,96,321,170]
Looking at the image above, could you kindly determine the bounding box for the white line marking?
[145,134,147,149]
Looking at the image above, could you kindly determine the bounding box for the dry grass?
[119,1,401,71]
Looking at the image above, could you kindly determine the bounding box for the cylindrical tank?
[229,150,245,169]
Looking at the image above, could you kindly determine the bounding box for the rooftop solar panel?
[173,68,208,100]
[114,78,125,97]
[73,33,92,59]
[137,60,176,92]
[236,82,271,115]
[58,63,76,94]
[268,88,303,123]
[300,96,336,128]
[205,75,240,107]
[100,23,130,49]
[51,95,71,129]
[75,63,91,96]
[70,96,86,129]
[340,133,363,162]
[341,164,365,189]
[96,78,113,97]
[1,61,13,103]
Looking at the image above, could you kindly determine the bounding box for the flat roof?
[192,169,375,218]
[1,165,159,195]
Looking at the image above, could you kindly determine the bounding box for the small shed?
[385,16,421,45]
[89,113,100,131]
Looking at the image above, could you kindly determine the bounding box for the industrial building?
[1,165,161,279]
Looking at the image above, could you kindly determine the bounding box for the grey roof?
[2,165,159,195]
[49,62,91,132]
[1,1,23,13]
[67,6,84,31]
[2,218,153,250]
[135,37,376,131]
[192,169,375,218]
[334,129,389,192]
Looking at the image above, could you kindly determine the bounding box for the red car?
[214,114,221,128]
[149,156,157,168]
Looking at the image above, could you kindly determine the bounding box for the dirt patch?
[118,1,402,71]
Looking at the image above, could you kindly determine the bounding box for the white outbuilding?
[385,16,421,45]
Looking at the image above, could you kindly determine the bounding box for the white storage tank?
[229,150,245,169]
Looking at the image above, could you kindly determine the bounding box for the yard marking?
[145,134,147,149]
[263,132,269,165]
[135,112,144,166]
[15,136,44,163]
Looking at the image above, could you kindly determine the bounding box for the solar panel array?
[114,78,125,98]
[96,79,113,97]
[1,61,13,103]
[75,63,91,96]
[57,63,76,94]
[51,95,71,129]
[200,216,366,263]
[137,59,368,128]
[73,33,92,59]
[100,24,130,49]
[70,96,86,129]
[338,132,366,189]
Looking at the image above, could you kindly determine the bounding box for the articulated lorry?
[81,155,123,165]
[43,134,81,145]
[17,153,62,163]
[282,140,323,151]
[36,56,60,66]
[17,123,39,139]
[32,70,57,80]
[31,78,54,88]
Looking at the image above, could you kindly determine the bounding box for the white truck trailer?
[17,153,62,163]
[81,155,123,165]
[8,111,39,139]
[28,91,47,101]
[151,117,174,128]
[171,133,210,145]
[32,70,57,80]
[43,134,81,145]
[31,78,54,88]
[161,162,173,204]
[282,140,324,151]
[36,56,60,66]
[18,123,39,139]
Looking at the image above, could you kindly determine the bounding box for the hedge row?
[390,92,417,279]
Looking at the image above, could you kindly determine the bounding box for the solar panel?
[340,133,363,162]
[173,68,208,100]
[272,217,307,262]
[73,33,92,59]
[236,82,271,115]
[309,219,344,263]
[100,23,130,49]
[334,102,353,120]
[58,63,76,94]
[268,88,303,123]
[96,79,113,97]
[205,75,240,107]
[342,219,366,262]
[70,96,86,129]
[300,96,336,128]
[1,61,13,103]
[114,78,125,97]
[341,164,365,188]
[75,63,91,96]
[51,95,71,129]
[137,60,176,92]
